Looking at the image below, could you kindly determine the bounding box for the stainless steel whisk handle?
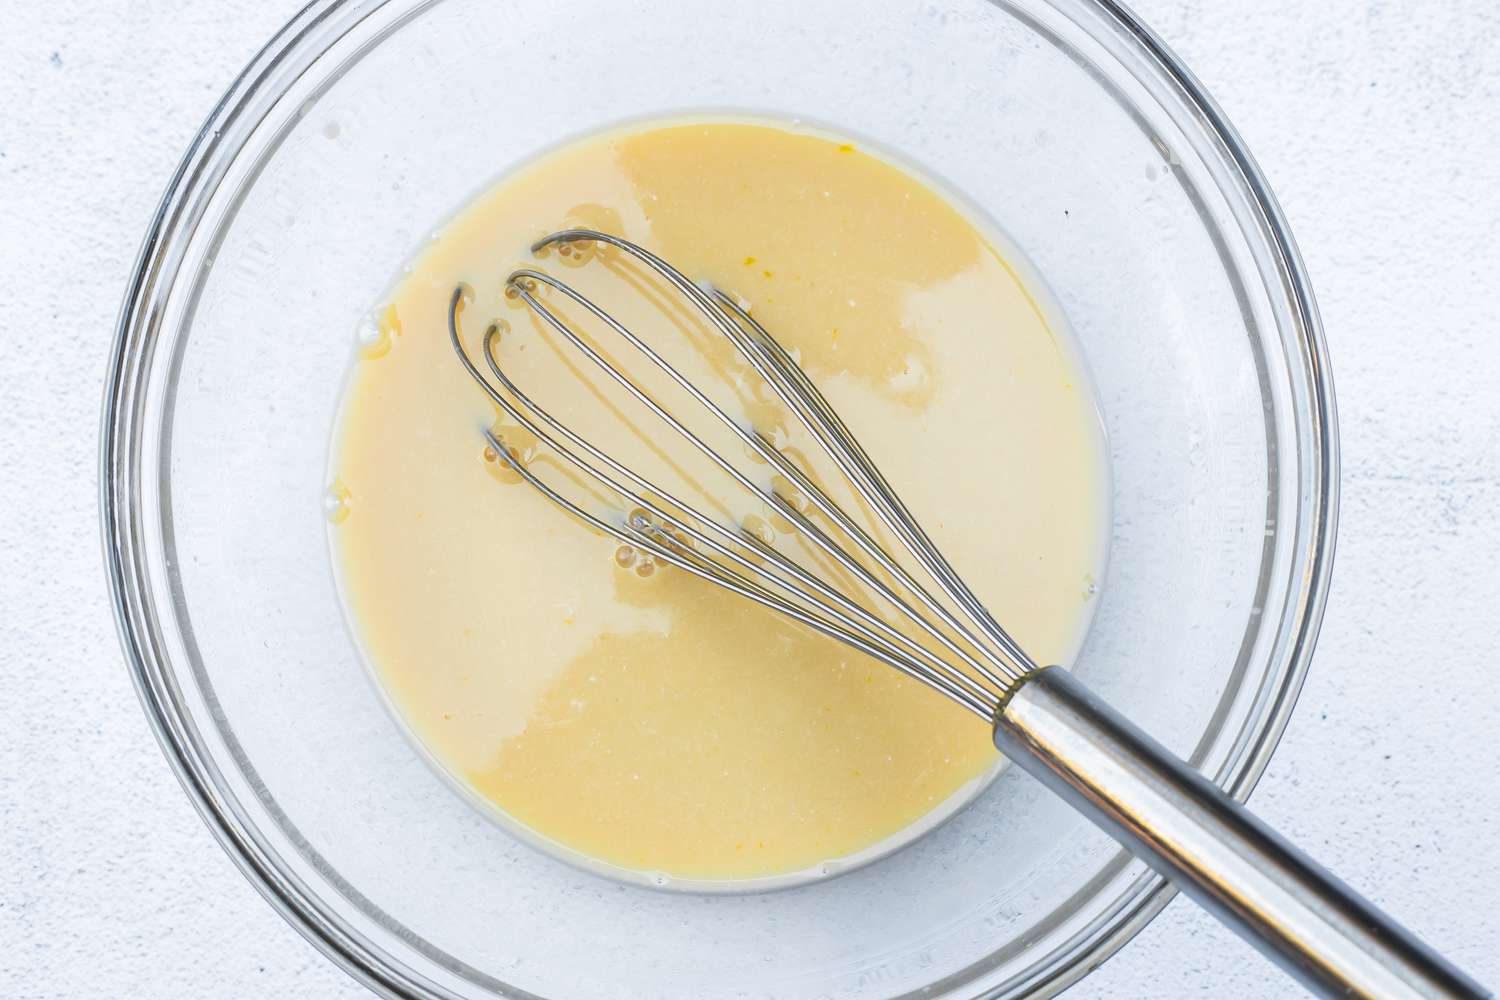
[994,667,1489,1000]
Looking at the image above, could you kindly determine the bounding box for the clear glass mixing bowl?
[101,1,1336,996]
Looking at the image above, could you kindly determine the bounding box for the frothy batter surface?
[330,118,1107,883]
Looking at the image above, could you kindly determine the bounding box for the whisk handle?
[993,666,1488,1000]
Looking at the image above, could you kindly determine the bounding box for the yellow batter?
[329,118,1107,884]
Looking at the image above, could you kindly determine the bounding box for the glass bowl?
[101,1,1336,997]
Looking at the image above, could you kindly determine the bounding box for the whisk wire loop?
[449,230,1040,717]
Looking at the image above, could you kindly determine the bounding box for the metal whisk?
[450,229,1485,1000]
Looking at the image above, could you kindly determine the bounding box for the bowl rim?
[99,1,1338,997]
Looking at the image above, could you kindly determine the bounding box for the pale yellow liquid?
[330,118,1106,884]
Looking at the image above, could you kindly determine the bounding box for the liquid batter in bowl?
[329,116,1108,886]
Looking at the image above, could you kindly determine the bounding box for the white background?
[2,1,1497,996]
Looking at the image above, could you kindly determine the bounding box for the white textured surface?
[1,0,1497,996]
